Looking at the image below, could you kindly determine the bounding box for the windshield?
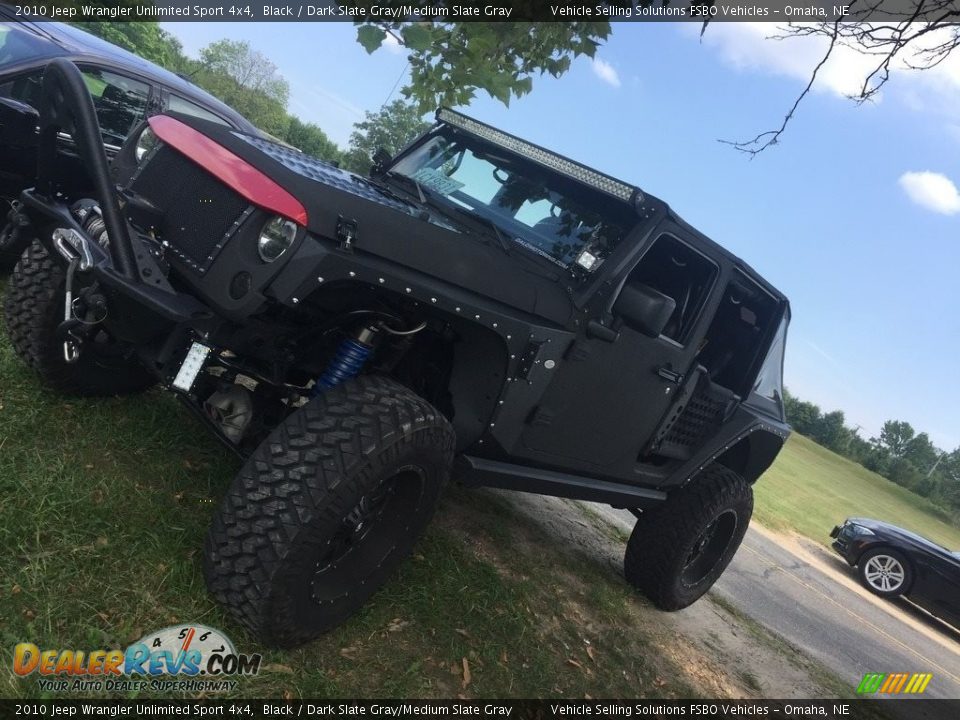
[389,132,634,269]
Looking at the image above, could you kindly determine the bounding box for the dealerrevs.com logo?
[13,624,261,693]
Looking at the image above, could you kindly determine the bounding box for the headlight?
[135,126,157,162]
[258,216,298,263]
[851,524,875,536]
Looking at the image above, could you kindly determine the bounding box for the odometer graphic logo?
[126,624,260,677]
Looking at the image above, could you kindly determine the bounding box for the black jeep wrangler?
[3,61,790,647]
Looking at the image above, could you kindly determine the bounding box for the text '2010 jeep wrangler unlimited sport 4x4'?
[4,60,790,647]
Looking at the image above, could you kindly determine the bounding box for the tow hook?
[56,259,108,363]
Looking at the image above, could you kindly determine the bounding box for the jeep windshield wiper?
[384,172,511,253]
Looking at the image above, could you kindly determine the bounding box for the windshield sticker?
[510,237,569,269]
[410,168,465,196]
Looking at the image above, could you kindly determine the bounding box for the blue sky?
[166,22,960,451]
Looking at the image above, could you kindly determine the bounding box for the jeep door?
[520,228,719,475]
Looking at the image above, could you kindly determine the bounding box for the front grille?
[131,147,251,272]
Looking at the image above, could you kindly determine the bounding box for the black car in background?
[832,518,960,628]
[0,18,257,267]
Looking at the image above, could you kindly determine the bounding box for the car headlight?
[851,524,875,536]
[258,216,298,263]
[135,126,157,162]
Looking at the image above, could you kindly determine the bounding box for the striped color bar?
[857,672,932,694]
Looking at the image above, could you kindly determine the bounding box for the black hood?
[132,114,575,325]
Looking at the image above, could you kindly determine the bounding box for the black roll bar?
[37,59,138,281]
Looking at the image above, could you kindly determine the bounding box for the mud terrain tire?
[624,464,752,610]
[203,375,455,647]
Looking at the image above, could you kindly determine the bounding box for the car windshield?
[388,132,634,269]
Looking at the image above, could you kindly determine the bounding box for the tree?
[341,100,431,175]
[810,410,851,455]
[873,420,916,458]
[193,40,291,136]
[282,117,343,165]
[903,432,940,474]
[71,21,187,71]
[783,389,822,437]
[355,20,612,111]
[199,40,289,106]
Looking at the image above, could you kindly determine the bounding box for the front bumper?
[830,523,869,565]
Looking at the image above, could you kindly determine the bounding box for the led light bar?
[172,342,211,392]
[436,108,641,203]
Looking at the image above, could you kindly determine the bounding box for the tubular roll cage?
[27,59,210,326]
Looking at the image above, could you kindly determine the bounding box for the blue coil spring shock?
[315,338,372,392]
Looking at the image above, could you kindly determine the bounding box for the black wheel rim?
[310,466,426,605]
[681,510,738,587]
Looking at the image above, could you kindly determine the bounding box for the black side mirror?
[0,96,39,149]
[613,282,676,338]
[371,147,392,175]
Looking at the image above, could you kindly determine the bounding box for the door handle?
[657,366,683,384]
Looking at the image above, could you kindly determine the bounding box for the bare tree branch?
[722,0,960,155]
[721,20,841,157]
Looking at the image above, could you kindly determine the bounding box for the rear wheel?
[203,375,455,647]
[3,239,155,396]
[858,548,912,598]
[624,465,752,610]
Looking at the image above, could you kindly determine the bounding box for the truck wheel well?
[716,430,785,484]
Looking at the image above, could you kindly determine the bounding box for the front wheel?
[858,548,912,598]
[624,465,752,610]
[203,375,456,647]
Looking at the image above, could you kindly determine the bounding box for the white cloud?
[591,57,621,88]
[898,171,960,215]
[696,22,960,109]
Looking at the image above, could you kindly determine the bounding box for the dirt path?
[483,489,845,699]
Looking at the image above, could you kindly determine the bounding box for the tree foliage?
[69,22,340,155]
[341,99,431,174]
[71,21,187,70]
[355,20,612,111]
[284,117,343,165]
[199,40,289,106]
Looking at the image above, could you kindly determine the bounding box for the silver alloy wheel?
[863,554,906,593]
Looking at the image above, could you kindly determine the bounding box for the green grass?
[755,434,960,549]
[0,283,701,700]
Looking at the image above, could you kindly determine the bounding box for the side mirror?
[0,96,39,149]
[371,147,392,175]
[613,282,676,338]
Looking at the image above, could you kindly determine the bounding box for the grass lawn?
[754,433,960,550]
[0,282,701,700]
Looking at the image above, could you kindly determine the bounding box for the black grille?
[653,376,738,460]
[131,147,250,271]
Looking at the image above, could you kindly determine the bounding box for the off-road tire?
[203,375,456,647]
[0,217,30,272]
[624,464,752,610]
[3,239,155,396]
[857,547,913,599]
